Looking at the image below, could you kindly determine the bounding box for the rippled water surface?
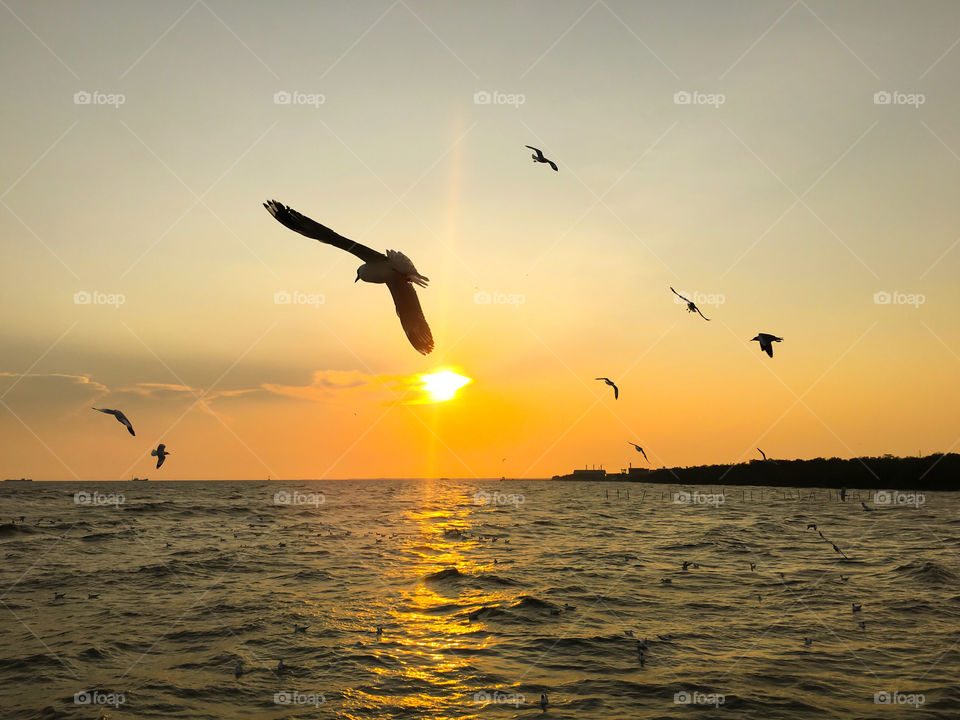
[1,480,959,719]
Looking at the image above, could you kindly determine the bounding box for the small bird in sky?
[628,442,648,461]
[264,200,433,354]
[525,145,558,171]
[151,443,169,469]
[751,333,783,358]
[92,407,135,436]
[595,377,619,399]
[670,288,710,320]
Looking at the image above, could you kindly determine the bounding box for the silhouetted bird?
[87,593,99,599]
[264,200,433,354]
[852,603,862,612]
[234,661,244,678]
[751,333,783,357]
[276,658,286,672]
[540,693,549,711]
[526,146,558,171]
[293,624,308,633]
[749,562,756,571]
[151,443,169,469]
[628,442,648,461]
[92,407,135,436]
[54,592,65,600]
[861,501,872,512]
[670,287,710,320]
[807,524,817,530]
[858,620,866,630]
[595,377,619,399]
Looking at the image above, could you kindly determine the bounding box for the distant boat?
[3,478,33,483]
[131,477,149,482]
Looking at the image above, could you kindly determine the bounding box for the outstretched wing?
[640,447,648,461]
[694,306,711,321]
[386,279,434,355]
[156,454,165,469]
[670,287,691,304]
[547,159,558,172]
[525,145,544,159]
[612,383,619,400]
[264,200,385,263]
[758,448,767,460]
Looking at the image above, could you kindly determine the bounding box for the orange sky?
[1,1,959,480]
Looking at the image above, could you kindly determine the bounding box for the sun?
[419,370,471,403]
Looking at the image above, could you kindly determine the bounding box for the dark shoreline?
[552,453,960,491]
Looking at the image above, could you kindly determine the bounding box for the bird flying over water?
[670,288,710,320]
[595,377,619,399]
[628,442,648,461]
[807,523,817,531]
[151,443,169,469]
[861,501,872,512]
[264,200,434,354]
[92,407,135,436]
[751,333,783,357]
[525,145,558,171]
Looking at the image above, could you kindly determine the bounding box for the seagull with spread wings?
[751,333,783,358]
[264,200,433,354]
[628,442,648,462]
[596,377,619,400]
[670,288,710,321]
[151,443,169,469]
[92,407,135,436]
[525,145,558,171]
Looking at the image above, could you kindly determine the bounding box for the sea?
[1,479,957,719]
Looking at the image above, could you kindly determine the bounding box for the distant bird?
[264,200,433,354]
[670,288,710,320]
[525,146,558,172]
[276,658,286,672]
[563,604,576,611]
[87,593,99,599]
[540,693,549,711]
[861,501,872,512]
[807,524,817,531]
[151,443,169,469]
[757,594,762,604]
[92,407,135,436]
[803,637,813,646]
[637,638,650,651]
[234,661,244,678]
[294,624,308,633]
[858,620,866,630]
[750,333,783,358]
[657,634,674,642]
[54,592,65,600]
[682,561,692,571]
[840,487,847,502]
[839,575,849,582]
[624,630,634,637]
[595,377,619,399]
[749,562,756,571]
[852,603,862,613]
[757,448,767,461]
[376,625,383,637]
[660,578,671,584]
[628,442,648,461]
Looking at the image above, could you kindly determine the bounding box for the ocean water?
[1,479,958,719]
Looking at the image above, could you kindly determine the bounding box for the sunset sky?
[1,0,959,480]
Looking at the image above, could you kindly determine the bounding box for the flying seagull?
[757,448,767,461]
[596,377,619,399]
[151,443,169,469]
[264,200,434,354]
[92,408,135,436]
[525,146,558,171]
[670,288,710,321]
[751,333,783,358]
[628,442,648,461]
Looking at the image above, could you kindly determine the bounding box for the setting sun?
[419,371,472,403]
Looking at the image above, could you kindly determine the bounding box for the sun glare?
[419,371,471,403]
